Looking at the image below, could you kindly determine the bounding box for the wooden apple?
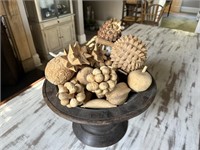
[127,66,152,92]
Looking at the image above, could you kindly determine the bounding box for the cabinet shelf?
[24,0,76,60]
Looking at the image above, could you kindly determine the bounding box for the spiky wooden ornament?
[97,19,121,42]
[110,35,147,73]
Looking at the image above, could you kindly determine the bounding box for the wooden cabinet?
[44,25,62,52]
[24,0,76,60]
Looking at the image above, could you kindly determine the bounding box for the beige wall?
[83,1,123,24]
[182,0,200,8]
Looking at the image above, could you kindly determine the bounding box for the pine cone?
[97,19,121,42]
[110,35,147,73]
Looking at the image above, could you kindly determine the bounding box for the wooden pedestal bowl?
[42,73,157,147]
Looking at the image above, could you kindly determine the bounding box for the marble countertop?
[1,24,200,150]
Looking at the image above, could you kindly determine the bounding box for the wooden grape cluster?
[57,79,87,108]
[86,66,117,98]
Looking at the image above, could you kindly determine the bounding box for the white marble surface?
[1,24,200,150]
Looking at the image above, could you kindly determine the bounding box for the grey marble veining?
[0,24,200,150]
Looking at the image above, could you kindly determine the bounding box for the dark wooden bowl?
[42,73,157,147]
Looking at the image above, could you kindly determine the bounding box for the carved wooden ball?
[45,56,75,85]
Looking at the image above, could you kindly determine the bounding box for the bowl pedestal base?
[73,121,128,147]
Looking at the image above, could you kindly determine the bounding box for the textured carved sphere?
[45,56,75,85]
[111,35,147,73]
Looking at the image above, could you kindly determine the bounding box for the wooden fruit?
[81,99,117,108]
[86,66,117,97]
[110,35,147,73]
[76,67,93,85]
[97,19,121,42]
[45,56,75,85]
[57,80,88,108]
[106,82,131,105]
[127,66,152,92]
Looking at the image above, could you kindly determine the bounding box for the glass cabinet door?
[39,0,57,20]
[56,0,71,17]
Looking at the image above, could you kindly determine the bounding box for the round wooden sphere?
[127,69,152,92]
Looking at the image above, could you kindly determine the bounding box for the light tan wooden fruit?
[81,99,117,108]
[64,82,77,94]
[127,66,152,92]
[60,99,69,106]
[76,67,93,85]
[45,56,74,85]
[106,82,131,105]
[86,82,99,91]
